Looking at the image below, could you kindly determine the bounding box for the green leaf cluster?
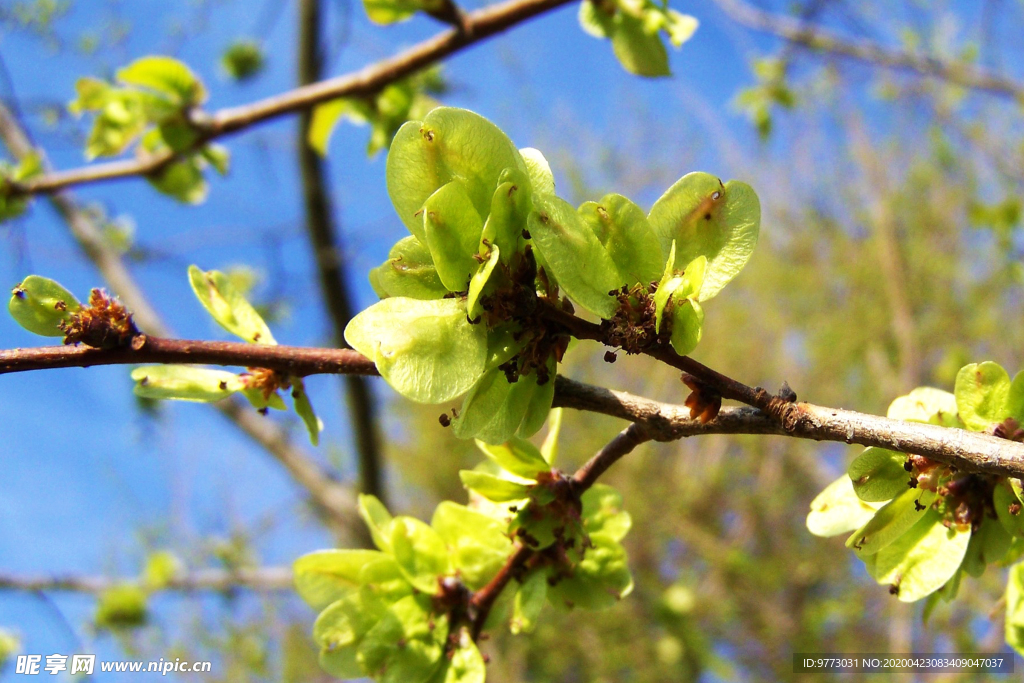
[297,421,635,680]
[734,58,797,139]
[578,0,698,77]
[0,152,43,223]
[807,363,1024,654]
[310,68,445,157]
[345,107,760,444]
[68,56,228,204]
[129,265,322,445]
[294,495,506,682]
[221,40,266,82]
[460,434,634,615]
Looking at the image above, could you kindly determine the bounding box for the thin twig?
[0,567,294,593]
[0,336,378,376]
[571,423,652,491]
[713,0,1024,99]
[10,0,575,197]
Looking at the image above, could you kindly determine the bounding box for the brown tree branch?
[713,0,1024,100]
[6,329,1024,477]
[571,422,652,491]
[9,0,575,197]
[298,0,386,505]
[0,336,378,376]
[0,568,293,593]
[0,103,364,540]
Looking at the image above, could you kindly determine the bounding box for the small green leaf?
[547,532,634,610]
[474,436,550,479]
[806,474,883,538]
[578,194,664,286]
[887,387,958,423]
[200,144,230,176]
[357,595,447,683]
[371,236,448,301]
[846,486,935,555]
[962,516,1011,577]
[117,56,206,106]
[422,180,485,291]
[0,629,20,668]
[131,366,242,402]
[610,13,670,77]
[662,10,698,47]
[314,586,389,678]
[648,172,761,300]
[466,244,499,319]
[431,502,513,590]
[529,193,620,318]
[995,481,1024,537]
[578,0,614,38]
[148,156,208,204]
[387,108,525,242]
[309,99,349,156]
[430,631,485,683]
[955,361,1012,431]
[221,40,265,81]
[359,494,395,552]
[345,297,489,404]
[479,168,532,264]
[8,275,80,336]
[362,0,424,24]
[189,265,276,344]
[848,447,909,503]
[290,377,322,446]
[142,550,183,590]
[540,407,563,465]
[870,509,971,602]
[1006,562,1024,655]
[511,570,547,634]
[519,147,554,195]
[389,517,451,595]
[454,369,544,445]
[294,549,393,609]
[459,470,532,502]
[95,584,148,630]
[516,363,556,438]
[240,385,286,411]
[669,297,703,356]
[581,484,632,542]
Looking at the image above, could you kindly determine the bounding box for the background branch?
[298,0,386,504]
[0,568,294,593]
[10,0,575,197]
[713,0,1024,99]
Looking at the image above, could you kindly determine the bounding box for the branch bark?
[0,568,293,593]
[713,0,1024,100]
[7,335,1024,478]
[9,0,575,197]
[298,0,386,504]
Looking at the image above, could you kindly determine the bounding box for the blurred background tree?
[1,0,1024,681]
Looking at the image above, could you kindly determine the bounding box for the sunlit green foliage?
[295,426,632,682]
[346,106,759,445]
[578,0,697,76]
[68,55,227,203]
